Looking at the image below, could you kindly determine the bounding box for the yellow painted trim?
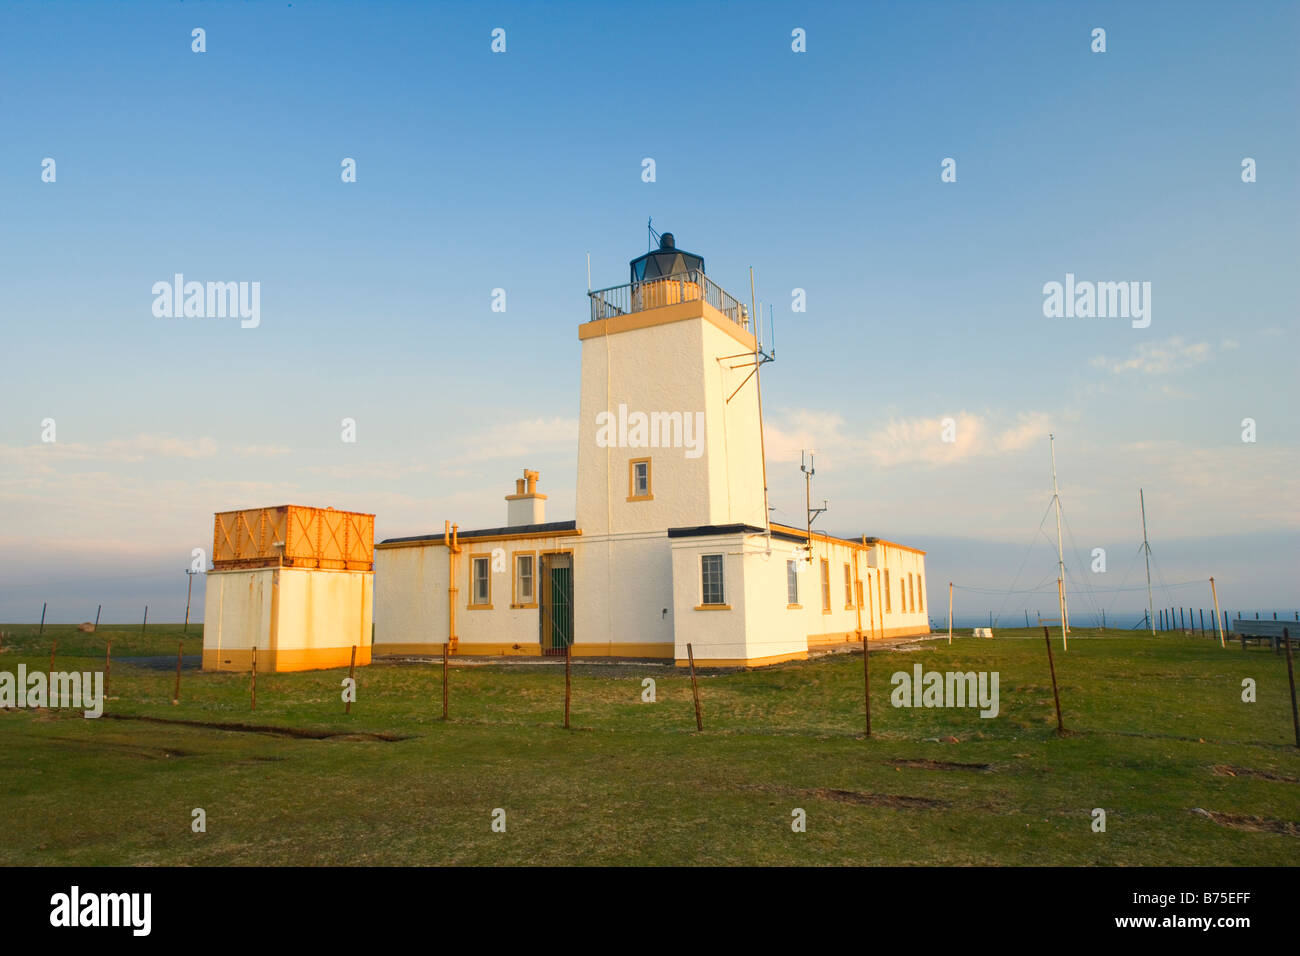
[372,641,675,659]
[675,650,808,668]
[455,642,539,655]
[511,549,537,607]
[376,528,582,550]
[865,537,929,556]
[371,642,449,656]
[202,645,371,673]
[569,642,674,658]
[374,641,541,657]
[579,298,757,351]
[693,604,732,611]
[876,624,933,638]
[787,603,802,610]
[504,493,548,501]
[807,631,859,649]
[627,457,653,501]
[771,522,873,554]
[467,552,493,609]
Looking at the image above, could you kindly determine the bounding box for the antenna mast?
[1140,489,1155,637]
[801,450,828,563]
[1050,435,1070,644]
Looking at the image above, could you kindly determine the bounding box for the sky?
[1,0,1297,626]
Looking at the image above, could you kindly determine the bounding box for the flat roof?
[379,520,578,547]
[669,522,926,555]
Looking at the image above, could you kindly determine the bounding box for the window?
[856,577,864,608]
[469,554,491,608]
[786,560,799,606]
[884,570,891,612]
[918,574,925,612]
[820,559,831,612]
[700,553,725,606]
[844,563,854,608]
[514,553,535,606]
[628,458,653,501]
[901,579,907,614]
[908,573,915,613]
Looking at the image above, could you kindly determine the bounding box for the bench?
[1230,619,1297,654]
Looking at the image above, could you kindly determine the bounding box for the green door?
[539,553,573,654]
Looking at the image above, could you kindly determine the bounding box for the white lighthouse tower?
[575,232,768,659]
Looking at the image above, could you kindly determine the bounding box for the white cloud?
[764,408,1051,469]
[1089,336,1212,375]
[455,416,578,465]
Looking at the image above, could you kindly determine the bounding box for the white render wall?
[376,532,677,657]
[671,534,751,662]
[700,319,767,529]
[574,532,676,655]
[576,304,766,538]
[671,531,932,664]
[374,532,581,654]
[203,567,274,656]
[202,566,372,671]
[373,542,448,650]
[867,541,931,635]
[577,317,710,536]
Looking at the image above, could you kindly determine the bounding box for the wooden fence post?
[862,633,871,738]
[250,645,257,711]
[442,641,449,720]
[687,642,703,732]
[345,645,357,715]
[564,643,572,729]
[172,641,183,705]
[1041,625,1065,735]
[1284,628,1299,750]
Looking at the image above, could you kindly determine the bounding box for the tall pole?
[1140,489,1156,637]
[1057,579,1067,651]
[184,570,194,633]
[1049,435,1069,637]
[947,582,953,644]
[1210,577,1224,649]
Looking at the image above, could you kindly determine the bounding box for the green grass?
[1,623,1297,865]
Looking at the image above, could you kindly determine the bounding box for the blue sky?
[2,0,1297,625]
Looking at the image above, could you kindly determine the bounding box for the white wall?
[671,534,751,662]
[203,568,273,655]
[577,317,710,536]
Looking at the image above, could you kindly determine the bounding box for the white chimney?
[505,469,546,527]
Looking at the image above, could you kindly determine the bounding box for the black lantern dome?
[629,232,704,283]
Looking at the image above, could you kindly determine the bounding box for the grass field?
[1,622,1297,865]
